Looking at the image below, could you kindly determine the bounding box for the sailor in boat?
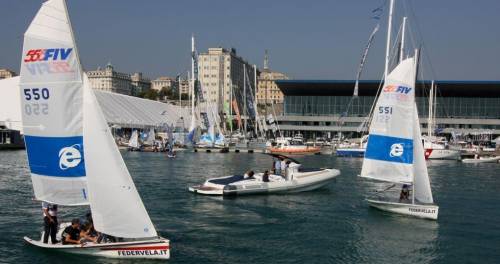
[243,170,255,179]
[283,160,294,180]
[83,212,99,239]
[79,222,98,244]
[274,158,282,175]
[262,170,270,182]
[61,218,82,245]
[42,202,58,244]
[399,184,411,202]
[280,158,288,176]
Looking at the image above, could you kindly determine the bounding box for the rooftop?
[276,80,500,97]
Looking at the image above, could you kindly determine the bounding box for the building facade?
[198,47,257,115]
[276,80,500,138]
[179,77,190,95]
[0,68,17,79]
[257,69,288,105]
[87,63,133,95]
[256,50,288,105]
[87,63,151,96]
[151,76,175,91]
[130,72,151,95]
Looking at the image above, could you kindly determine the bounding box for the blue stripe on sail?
[365,134,413,164]
[24,135,86,177]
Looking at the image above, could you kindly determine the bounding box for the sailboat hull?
[24,236,170,259]
[424,148,461,160]
[189,168,340,196]
[366,199,438,220]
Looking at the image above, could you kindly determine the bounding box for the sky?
[1,0,499,81]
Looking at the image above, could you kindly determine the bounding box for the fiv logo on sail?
[23,48,74,75]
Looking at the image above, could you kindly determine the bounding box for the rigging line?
[404,0,438,80]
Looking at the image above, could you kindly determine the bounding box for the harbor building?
[275,80,500,139]
[87,63,151,96]
[0,68,17,79]
[179,77,190,95]
[151,76,175,91]
[130,72,151,95]
[257,51,288,106]
[198,47,258,113]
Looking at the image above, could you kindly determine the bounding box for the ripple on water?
[1,151,500,263]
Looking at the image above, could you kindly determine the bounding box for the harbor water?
[0,150,499,263]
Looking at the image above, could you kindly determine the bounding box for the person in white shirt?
[274,159,281,175]
[280,159,288,176]
[42,202,58,244]
[285,160,299,181]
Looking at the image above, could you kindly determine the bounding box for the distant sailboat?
[21,0,169,258]
[128,130,140,151]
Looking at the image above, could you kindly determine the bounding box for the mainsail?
[20,0,88,205]
[145,127,155,145]
[361,56,417,184]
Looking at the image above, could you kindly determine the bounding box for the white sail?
[361,56,417,184]
[83,74,157,238]
[128,130,139,148]
[145,127,155,145]
[19,0,88,205]
[412,104,434,203]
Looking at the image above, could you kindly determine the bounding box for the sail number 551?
[378,106,393,114]
[24,88,50,101]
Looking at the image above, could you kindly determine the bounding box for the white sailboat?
[128,129,140,150]
[360,50,439,220]
[423,81,461,160]
[21,0,169,258]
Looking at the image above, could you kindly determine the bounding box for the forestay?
[83,74,157,238]
[20,0,88,205]
[361,57,417,184]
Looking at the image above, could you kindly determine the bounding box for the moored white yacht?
[423,138,461,160]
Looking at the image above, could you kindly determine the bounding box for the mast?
[243,64,247,137]
[229,79,233,134]
[428,80,434,138]
[412,49,419,205]
[191,35,195,118]
[384,0,395,79]
[400,16,407,62]
[178,75,182,108]
[254,64,258,137]
[264,51,268,119]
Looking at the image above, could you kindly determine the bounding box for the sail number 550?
[24,88,50,101]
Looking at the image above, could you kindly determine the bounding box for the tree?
[140,89,159,100]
